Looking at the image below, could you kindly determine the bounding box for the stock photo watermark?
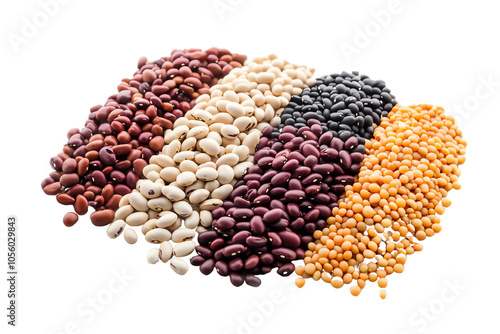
[47,267,134,334]
[340,0,415,63]
[398,278,467,334]
[448,74,499,125]
[213,0,243,20]
[6,0,72,54]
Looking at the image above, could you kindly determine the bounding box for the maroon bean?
[277,263,295,277]
[269,187,287,198]
[196,245,213,258]
[234,197,251,208]
[339,150,352,170]
[253,195,270,205]
[334,175,355,184]
[200,259,216,275]
[234,222,250,231]
[330,137,344,151]
[233,230,252,244]
[267,232,282,247]
[269,199,286,211]
[63,212,79,227]
[257,183,271,196]
[302,173,323,185]
[344,136,358,150]
[246,236,267,248]
[305,185,321,196]
[257,156,274,168]
[74,195,88,215]
[312,193,330,204]
[301,144,320,158]
[271,155,287,170]
[114,184,131,195]
[270,172,291,187]
[244,255,260,270]
[50,156,63,171]
[91,171,107,187]
[313,164,335,175]
[125,171,139,189]
[318,131,334,146]
[249,216,266,235]
[288,151,305,163]
[287,178,301,190]
[315,204,332,218]
[110,170,126,183]
[232,208,253,219]
[284,190,306,202]
[198,231,218,246]
[244,274,261,287]
[211,207,226,219]
[229,185,248,201]
[278,231,301,249]
[280,159,298,172]
[210,238,226,251]
[228,258,244,271]
[271,248,296,261]
[260,170,278,184]
[291,166,311,178]
[287,203,301,218]
[222,244,245,258]
[216,217,236,230]
[260,253,274,265]
[350,152,364,163]
[190,256,205,266]
[304,209,320,222]
[263,209,282,224]
[215,261,229,276]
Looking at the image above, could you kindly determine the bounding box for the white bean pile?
[104,55,315,274]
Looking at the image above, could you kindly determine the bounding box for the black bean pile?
[270,71,397,142]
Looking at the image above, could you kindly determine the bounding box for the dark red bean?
[244,255,260,270]
[222,244,245,258]
[277,263,295,276]
[229,258,244,271]
[232,208,253,219]
[215,261,229,276]
[190,256,205,266]
[198,231,218,246]
[233,230,252,244]
[196,245,213,258]
[263,209,282,224]
[271,247,296,261]
[302,173,323,185]
[246,236,268,248]
[284,190,306,202]
[244,274,261,287]
[267,232,282,247]
[200,259,215,275]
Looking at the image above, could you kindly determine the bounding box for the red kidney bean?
[263,209,282,224]
[56,193,75,205]
[199,259,215,275]
[270,172,291,187]
[284,190,306,202]
[253,195,270,205]
[232,208,253,220]
[63,212,79,227]
[288,178,302,190]
[190,256,205,266]
[222,244,245,258]
[302,173,323,185]
[267,232,282,247]
[210,238,226,251]
[196,245,213,258]
[215,261,230,276]
[277,263,295,277]
[271,248,296,261]
[74,195,88,215]
[233,230,252,244]
[244,255,260,270]
[244,274,261,287]
[229,258,244,271]
[217,217,236,230]
[246,236,267,248]
[269,187,287,198]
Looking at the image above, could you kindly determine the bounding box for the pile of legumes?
[110,55,315,274]
[43,48,467,294]
[42,48,246,228]
[294,104,466,298]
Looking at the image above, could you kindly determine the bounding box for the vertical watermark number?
[6,216,17,326]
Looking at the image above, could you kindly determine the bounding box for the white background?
[1,0,499,333]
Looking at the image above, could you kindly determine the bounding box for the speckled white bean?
[145,228,171,243]
[161,185,185,202]
[184,211,200,229]
[156,212,178,228]
[107,220,126,239]
[170,258,189,275]
[159,241,173,263]
[125,212,149,226]
[147,248,160,264]
[173,240,196,257]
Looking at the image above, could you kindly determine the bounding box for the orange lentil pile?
[294,104,466,298]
